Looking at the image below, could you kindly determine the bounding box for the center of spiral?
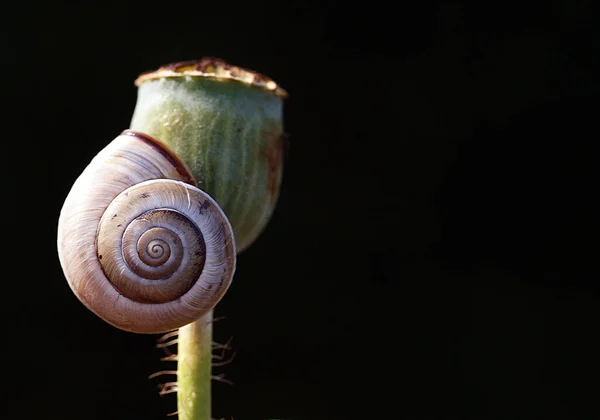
[149,240,165,258]
[137,230,174,267]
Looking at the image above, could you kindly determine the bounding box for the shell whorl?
[57,130,236,333]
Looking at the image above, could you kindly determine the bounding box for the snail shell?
[57,130,236,333]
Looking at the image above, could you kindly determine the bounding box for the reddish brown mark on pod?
[260,126,284,203]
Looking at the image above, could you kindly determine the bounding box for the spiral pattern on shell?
[57,131,236,333]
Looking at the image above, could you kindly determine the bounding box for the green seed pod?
[130,58,288,252]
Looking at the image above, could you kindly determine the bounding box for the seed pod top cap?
[134,57,288,99]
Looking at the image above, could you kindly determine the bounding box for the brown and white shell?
[57,130,236,333]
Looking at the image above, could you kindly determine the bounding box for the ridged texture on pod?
[57,130,236,333]
[130,58,285,252]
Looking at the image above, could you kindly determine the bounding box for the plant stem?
[177,312,213,420]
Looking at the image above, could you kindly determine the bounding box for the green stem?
[177,312,213,420]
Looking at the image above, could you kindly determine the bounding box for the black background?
[2,1,599,419]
